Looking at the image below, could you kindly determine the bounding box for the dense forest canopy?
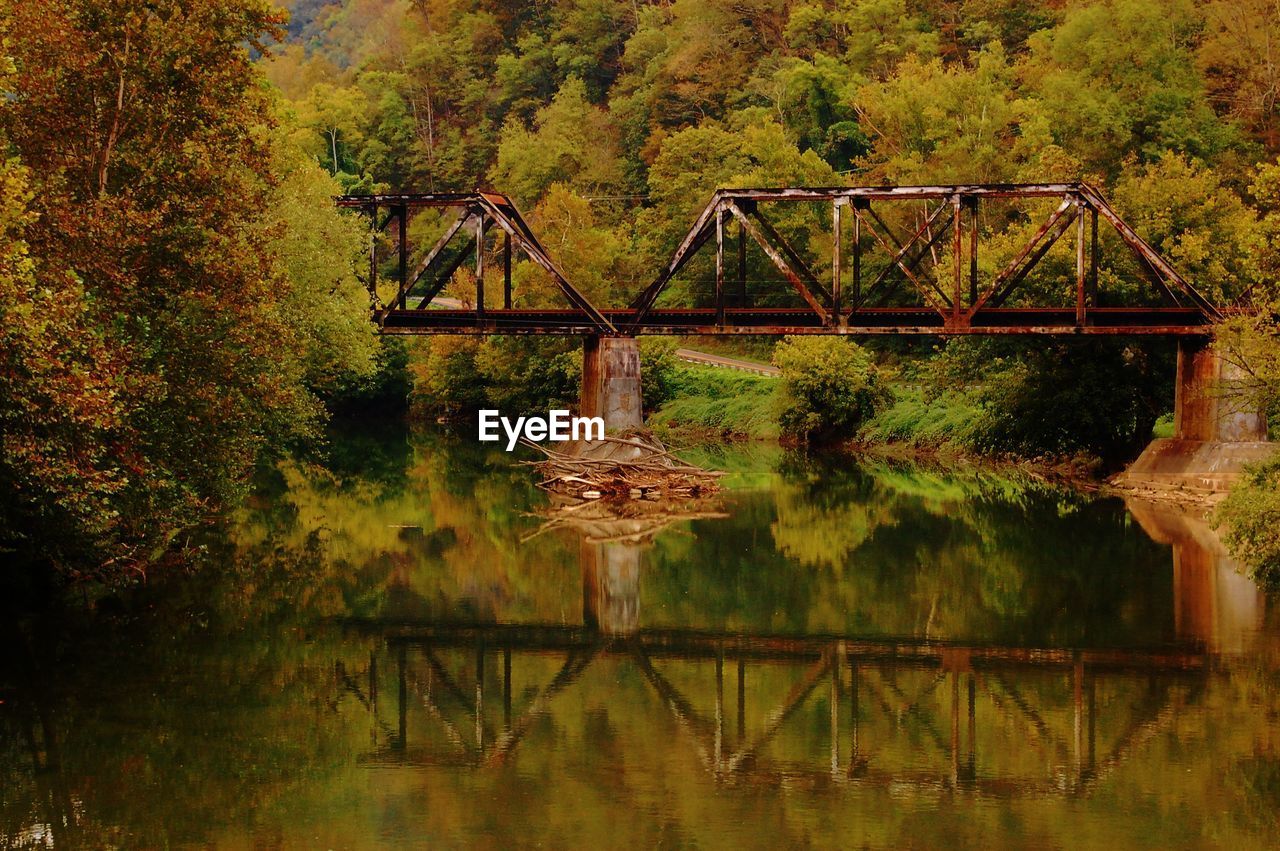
[261,0,1280,318]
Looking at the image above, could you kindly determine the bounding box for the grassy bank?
[650,365,984,450]
[652,365,1109,479]
[649,365,781,440]
[856,386,983,451]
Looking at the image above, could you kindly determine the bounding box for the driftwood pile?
[522,496,729,544]
[522,429,723,499]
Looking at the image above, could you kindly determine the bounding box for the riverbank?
[650,364,1109,480]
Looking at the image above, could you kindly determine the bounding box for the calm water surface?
[3,426,1279,849]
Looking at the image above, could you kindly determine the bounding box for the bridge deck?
[379,306,1212,336]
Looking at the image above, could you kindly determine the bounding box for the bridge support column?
[580,336,643,431]
[1118,339,1272,492]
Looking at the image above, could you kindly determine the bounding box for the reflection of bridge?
[340,184,1222,337]
[338,620,1210,796]
[333,500,1266,796]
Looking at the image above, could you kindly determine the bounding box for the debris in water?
[521,429,724,500]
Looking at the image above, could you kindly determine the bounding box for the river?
[3,425,1278,849]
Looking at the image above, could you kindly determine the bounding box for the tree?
[0,0,373,580]
[1198,0,1280,154]
[489,77,624,206]
[1020,0,1241,174]
[853,46,1073,185]
[1215,454,1280,586]
[773,336,891,442]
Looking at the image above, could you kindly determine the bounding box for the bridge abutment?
[580,336,643,431]
[1118,339,1272,492]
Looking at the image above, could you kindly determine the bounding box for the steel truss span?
[339,184,1225,337]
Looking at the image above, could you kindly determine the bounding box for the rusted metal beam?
[968,197,979,306]
[746,205,833,305]
[852,201,862,306]
[389,210,474,315]
[415,232,478,309]
[952,195,963,327]
[724,200,830,323]
[855,204,951,315]
[1077,184,1221,320]
[969,196,1076,315]
[340,183,1225,337]
[1076,201,1086,326]
[1089,207,1098,307]
[377,307,1211,336]
[473,194,617,334]
[715,209,726,327]
[503,232,512,309]
[628,192,725,317]
[858,201,953,309]
[397,203,408,309]
[832,200,843,319]
[474,212,485,316]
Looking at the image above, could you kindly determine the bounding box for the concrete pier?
[1118,339,1272,492]
[580,336,643,431]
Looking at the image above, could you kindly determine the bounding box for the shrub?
[639,338,680,412]
[773,337,891,443]
[1215,453,1280,587]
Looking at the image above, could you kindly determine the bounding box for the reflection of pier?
[338,618,1213,797]
[1126,498,1265,653]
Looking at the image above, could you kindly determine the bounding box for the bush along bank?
[648,337,1162,477]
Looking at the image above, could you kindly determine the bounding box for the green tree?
[1020,0,1241,173]
[0,0,374,580]
[489,77,624,206]
[773,336,891,442]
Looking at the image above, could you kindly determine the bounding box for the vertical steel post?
[852,202,862,308]
[1089,206,1099,307]
[368,203,381,307]
[475,213,485,316]
[832,199,843,321]
[503,232,512,309]
[397,204,407,308]
[715,206,726,327]
[952,195,963,326]
[737,219,747,308]
[968,197,978,305]
[1076,200,1087,326]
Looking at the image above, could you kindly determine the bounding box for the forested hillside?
[265,0,1280,444]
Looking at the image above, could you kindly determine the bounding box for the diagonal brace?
[724,200,830,322]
